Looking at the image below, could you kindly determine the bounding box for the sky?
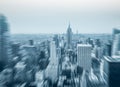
[0,0,120,34]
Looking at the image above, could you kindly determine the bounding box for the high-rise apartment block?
[77,44,92,72]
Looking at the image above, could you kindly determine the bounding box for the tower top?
[0,14,6,21]
[67,22,72,31]
[68,21,71,29]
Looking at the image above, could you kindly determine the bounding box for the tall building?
[81,70,87,87]
[91,58,100,76]
[105,42,112,57]
[11,43,20,57]
[77,44,92,72]
[102,29,120,87]
[35,70,45,87]
[45,41,58,82]
[29,39,34,45]
[87,57,106,87]
[66,23,72,49]
[103,56,120,87]
[94,46,104,59]
[112,34,120,57]
[50,41,57,61]
[0,14,11,70]
[95,39,101,47]
[113,28,120,39]
[57,47,62,75]
[53,34,59,48]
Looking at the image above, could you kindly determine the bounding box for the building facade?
[0,14,11,70]
[66,23,72,49]
[112,34,120,57]
[77,44,92,72]
[45,41,58,82]
[103,56,120,87]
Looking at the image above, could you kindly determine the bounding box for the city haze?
[0,0,120,34]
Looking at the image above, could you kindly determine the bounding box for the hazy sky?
[0,0,120,34]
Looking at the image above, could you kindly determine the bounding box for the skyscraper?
[45,41,58,82]
[91,58,100,76]
[50,41,57,61]
[112,34,120,57]
[103,56,120,87]
[53,34,59,48]
[0,14,11,70]
[77,44,92,72]
[105,42,112,57]
[103,30,120,87]
[113,28,120,39]
[94,46,104,59]
[66,23,72,49]
[11,43,20,57]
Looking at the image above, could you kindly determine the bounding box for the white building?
[77,44,92,72]
[81,70,87,87]
[45,41,58,82]
[50,41,57,62]
[35,70,44,87]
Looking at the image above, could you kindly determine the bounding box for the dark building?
[105,43,112,57]
[91,58,100,75]
[53,34,59,48]
[29,40,34,45]
[11,43,20,57]
[66,23,72,49]
[95,39,101,47]
[86,38,94,47]
[39,59,49,70]
[103,56,120,87]
[0,14,11,71]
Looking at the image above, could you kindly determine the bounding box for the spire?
[0,14,6,22]
[68,21,71,29]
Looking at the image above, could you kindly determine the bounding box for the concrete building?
[0,14,12,70]
[94,46,104,59]
[77,44,92,72]
[113,28,120,39]
[35,70,45,87]
[45,41,58,82]
[112,34,120,57]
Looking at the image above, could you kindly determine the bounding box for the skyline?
[0,0,120,34]
[1,2,120,86]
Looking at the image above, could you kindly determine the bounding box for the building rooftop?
[77,44,92,47]
[21,45,35,48]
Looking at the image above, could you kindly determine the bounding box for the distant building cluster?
[0,14,120,87]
